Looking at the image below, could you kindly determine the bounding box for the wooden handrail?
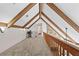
[43,32,79,56]
[41,12,75,43]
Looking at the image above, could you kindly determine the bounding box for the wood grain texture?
[44,33,79,56]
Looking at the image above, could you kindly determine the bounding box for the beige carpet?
[0,35,52,56]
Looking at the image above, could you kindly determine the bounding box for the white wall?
[0,28,26,53]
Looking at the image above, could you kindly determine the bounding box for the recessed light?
[26,15,28,17]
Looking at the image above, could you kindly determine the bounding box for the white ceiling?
[0,3,79,43]
[55,3,79,26]
[14,4,39,26]
[43,4,79,43]
[43,5,79,42]
[0,3,29,23]
[26,15,39,28]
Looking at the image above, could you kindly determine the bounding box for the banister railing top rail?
[43,32,79,56]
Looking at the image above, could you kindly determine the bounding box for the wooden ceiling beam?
[41,12,76,43]
[39,3,43,18]
[7,3,36,28]
[24,3,43,29]
[0,22,23,28]
[0,22,7,27]
[23,13,39,28]
[11,25,23,28]
[27,18,40,29]
[47,3,79,33]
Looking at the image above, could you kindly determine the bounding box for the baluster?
[67,51,69,56]
[58,44,60,56]
[59,46,61,56]
[62,48,65,56]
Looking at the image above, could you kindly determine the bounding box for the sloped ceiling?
[0,3,79,43]
[55,3,79,26]
[42,4,79,43]
[0,3,29,23]
[14,4,39,26]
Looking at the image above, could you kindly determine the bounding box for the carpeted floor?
[0,35,53,56]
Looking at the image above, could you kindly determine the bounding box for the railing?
[43,33,79,56]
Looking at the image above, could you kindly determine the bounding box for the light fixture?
[0,27,6,33]
[26,15,28,17]
[0,28,3,33]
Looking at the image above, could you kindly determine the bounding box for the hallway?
[0,35,52,56]
[0,3,79,56]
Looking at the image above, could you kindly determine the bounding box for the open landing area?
[0,3,79,56]
[0,35,53,56]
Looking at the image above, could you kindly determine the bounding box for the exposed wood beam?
[39,3,43,18]
[0,22,23,28]
[23,13,39,28]
[47,3,79,33]
[41,12,76,43]
[7,3,36,28]
[11,25,23,28]
[0,22,7,27]
[28,18,40,29]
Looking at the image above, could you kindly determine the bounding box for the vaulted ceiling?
[0,3,79,43]
[0,3,29,23]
